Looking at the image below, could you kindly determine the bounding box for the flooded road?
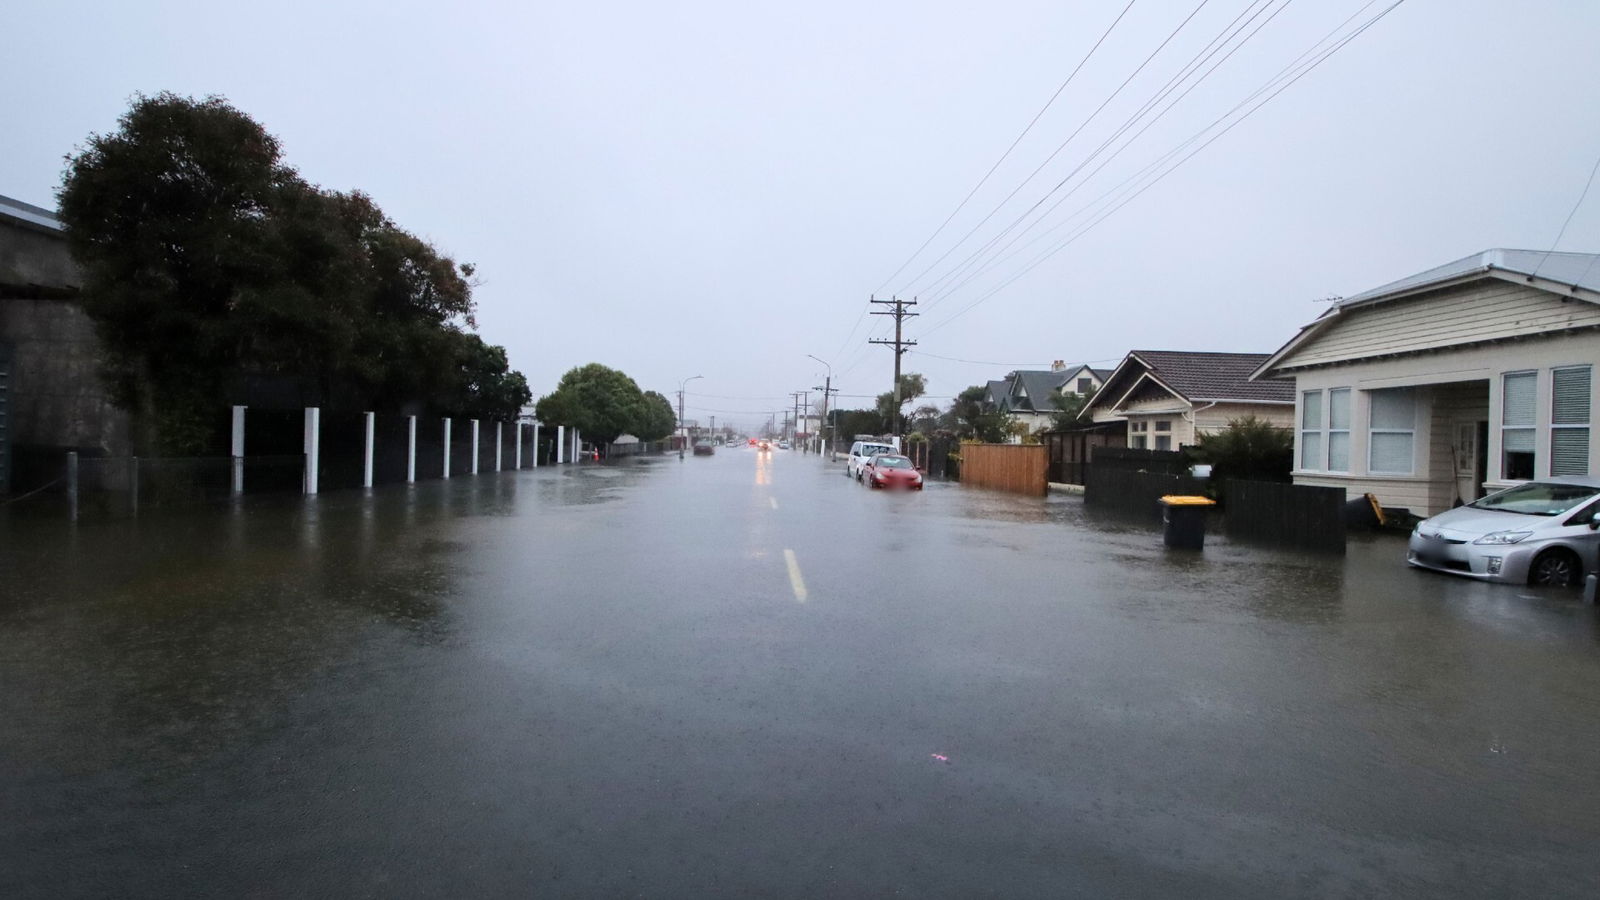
[4,449,1600,897]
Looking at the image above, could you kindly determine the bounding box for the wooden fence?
[959,443,1047,496]
[1223,479,1346,554]
[1083,466,1205,517]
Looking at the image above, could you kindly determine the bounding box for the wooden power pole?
[869,295,918,437]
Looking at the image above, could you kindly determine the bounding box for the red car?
[863,454,923,490]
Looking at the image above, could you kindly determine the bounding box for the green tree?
[58,92,530,452]
[1046,390,1088,430]
[1192,416,1294,487]
[946,385,1010,443]
[534,363,648,444]
[636,391,677,441]
[874,372,927,428]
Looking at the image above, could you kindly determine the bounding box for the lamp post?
[678,375,702,459]
[807,354,832,456]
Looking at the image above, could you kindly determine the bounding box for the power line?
[870,0,1139,296]
[1533,144,1600,280]
[893,0,1215,299]
[918,0,1291,309]
[920,0,1408,337]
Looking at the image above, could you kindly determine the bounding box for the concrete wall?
[0,297,129,455]
[0,214,81,293]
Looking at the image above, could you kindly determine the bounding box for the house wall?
[1280,279,1600,369]
[1286,331,1600,517]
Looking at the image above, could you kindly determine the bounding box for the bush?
[1192,416,1293,488]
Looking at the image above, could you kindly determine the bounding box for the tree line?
[58,93,531,454]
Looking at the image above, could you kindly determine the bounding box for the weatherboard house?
[1080,350,1294,449]
[1252,249,1600,518]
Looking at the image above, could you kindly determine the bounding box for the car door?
[1558,498,1600,574]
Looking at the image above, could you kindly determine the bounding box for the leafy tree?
[833,408,887,440]
[1192,416,1294,486]
[946,385,1010,443]
[58,92,529,453]
[534,363,648,444]
[874,372,927,429]
[636,391,677,441]
[1047,390,1088,430]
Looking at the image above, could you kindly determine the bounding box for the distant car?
[748,438,758,446]
[847,440,897,479]
[777,440,790,450]
[693,440,715,456]
[1407,476,1600,586]
[862,454,923,490]
[757,440,771,452]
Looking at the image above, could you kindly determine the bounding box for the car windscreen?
[1468,482,1600,516]
[874,456,912,468]
[858,445,893,456]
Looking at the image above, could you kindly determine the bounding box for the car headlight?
[1473,530,1533,545]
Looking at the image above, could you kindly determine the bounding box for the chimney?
[1050,359,1065,372]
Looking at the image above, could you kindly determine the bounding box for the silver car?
[1407,476,1600,586]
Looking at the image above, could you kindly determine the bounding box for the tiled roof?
[1013,370,1070,412]
[1131,350,1293,402]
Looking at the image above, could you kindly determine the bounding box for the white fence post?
[303,406,320,495]
[443,418,452,479]
[514,422,522,469]
[557,426,565,464]
[231,405,247,495]
[470,419,480,475]
[363,411,376,488]
[495,422,504,472]
[533,423,541,467]
[406,415,417,483]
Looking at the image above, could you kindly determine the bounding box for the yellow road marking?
[784,549,808,603]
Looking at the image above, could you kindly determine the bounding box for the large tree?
[946,385,1011,443]
[58,92,529,453]
[874,372,927,430]
[534,363,649,444]
[635,391,677,442]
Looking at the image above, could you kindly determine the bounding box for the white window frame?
[1501,370,1538,481]
[1551,364,1591,476]
[1327,388,1351,473]
[1300,389,1325,471]
[1367,388,1416,475]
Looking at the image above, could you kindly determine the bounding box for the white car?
[846,440,897,480]
[1407,476,1600,586]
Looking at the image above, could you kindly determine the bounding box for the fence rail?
[959,444,1046,496]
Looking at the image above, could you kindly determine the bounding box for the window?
[1300,390,1324,470]
[1154,420,1171,432]
[1077,377,1092,394]
[1131,435,1147,449]
[1551,365,1591,476]
[1368,388,1415,475]
[1154,435,1171,451]
[1502,371,1536,480]
[1327,388,1351,472]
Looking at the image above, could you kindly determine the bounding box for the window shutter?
[1503,372,1536,427]
[1552,429,1589,475]
[1553,366,1591,425]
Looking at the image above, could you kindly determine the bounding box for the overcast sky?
[6,1,1600,429]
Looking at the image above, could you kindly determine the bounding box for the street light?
[807,354,833,456]
[677,375,702,459]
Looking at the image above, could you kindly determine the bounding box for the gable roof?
[1254,247,1600,379]
[1082,349,1292,420]
[1011,370,1070,412]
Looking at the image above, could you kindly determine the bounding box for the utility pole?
[808,353,834,457]
[869,295,918,437]
[790,391,805,445]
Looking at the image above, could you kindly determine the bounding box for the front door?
[1454,420,1488,503]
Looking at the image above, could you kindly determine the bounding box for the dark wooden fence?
[1082,445,1203,517]
[1223,479,1346,554]
[1042,423,1126,485]
[960,443,1047,496]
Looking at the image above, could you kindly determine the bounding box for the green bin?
[1158,495,1215,550]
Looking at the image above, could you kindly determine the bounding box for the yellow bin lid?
[1159,495,1216,506]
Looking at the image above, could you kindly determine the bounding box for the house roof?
[1127,350,1292,402]
[984,379,1009,407]
[1254,247,1600,379]
[0,193,64,233]
[1011,370,1070,412]
[1339,248,1600,308]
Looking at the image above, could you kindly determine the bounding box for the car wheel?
[1528,548,1581,587]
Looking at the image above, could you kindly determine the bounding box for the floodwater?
[3,450,1599,898]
